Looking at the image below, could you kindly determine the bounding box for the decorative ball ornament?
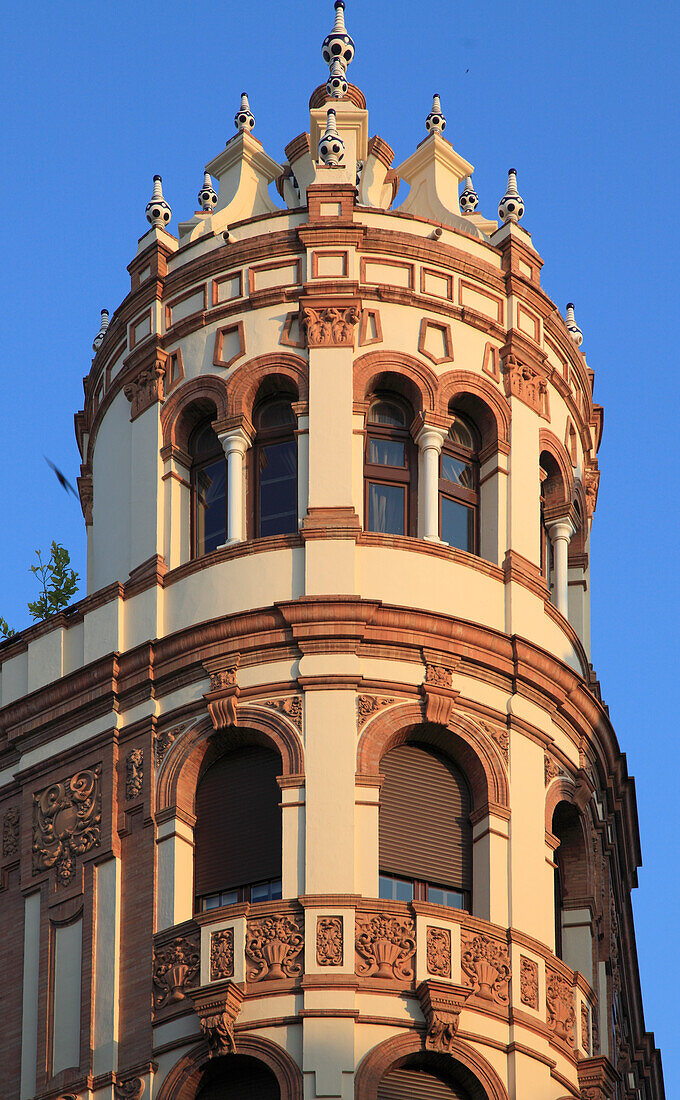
[425,93,447,135]
[498,168,524,224]
[322,1,355,71]
[198,171,218,212]
[326,58,348,98]
[234,92,255,134]
[145,175,172,228]
[318,108,345,167]
[459,176,479,213]
[92,308,110,352]
[565,303,583,347]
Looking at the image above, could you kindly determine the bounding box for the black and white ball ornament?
[498,168,524,224]
[565,303,583,347]
[198,172,217,212]
[318,108,345,167]
[326,58,348,98]
[425,93,447,135]
[234,92,255,134]
[322,1,355,71]
[459,176,479,214]
[145,175,172,228]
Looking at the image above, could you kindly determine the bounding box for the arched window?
[440,414,480,553]
[540,468,554,597]
[378,742,472,910]
[196,1054,280,1100]
[253,398,297,537]
[365,396,416,536]
[552,801,593,980]
[378,1053,485,1100]
[194,744,282,910]
[189,419,227,557]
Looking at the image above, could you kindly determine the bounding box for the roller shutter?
[378,1067,472,1100]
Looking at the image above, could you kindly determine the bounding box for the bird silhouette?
[45,457,78,498]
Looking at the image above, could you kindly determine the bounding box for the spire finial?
[565,303,583,347]
[145,175,172,228]
[460,176,479,214]
[198,171,218,212]
[322,1,355,72]
[326,57,348,99]
[92,308,110,352]
[498,168,524,224]
[234,92,255,134]
[425,93,447,135]
[318,108,346,167]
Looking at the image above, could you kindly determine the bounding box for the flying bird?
[45,457,78,498]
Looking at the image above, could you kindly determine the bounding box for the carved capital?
[204,655,240,729]
[32,765,101,884]
[300,300,362,347]
[124,352,168,421]
[153,933,200,1010]
[355,911,416,981]
[416,980,468,1053]
[189,980,245,1058]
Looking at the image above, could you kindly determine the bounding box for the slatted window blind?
[378,1067,472,1100]
[379,743,472,891]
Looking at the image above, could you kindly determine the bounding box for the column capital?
[547,517,575,543]
[217,425,253,456]
[414,423,448,452]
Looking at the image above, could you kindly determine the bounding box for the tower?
[0,3,664,1099]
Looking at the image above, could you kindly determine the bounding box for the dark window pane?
[251,878,282,903]
[449,416,474,449]
[256,400,295,430]
[195,458,227,555]
[258,440,297,536]
[368,400,406,427]
[441,453,473,489]
[191,421,221,459]
[368,437,406,467]
[368,482,406,535]
[379,874,414,902]
[441,497,473,552]
[427,884,466,909]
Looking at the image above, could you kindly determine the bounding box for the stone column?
[548,518,575,616]
[415,424,447,541]
[218,427,251,544]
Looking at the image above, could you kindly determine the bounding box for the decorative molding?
[316,916,343,966]
[280,312,305,349]
[460,930,510,1004]
[503,354,549,417]
[520,955,539,1009]
[125,748,144,800]
[545,751,568,786]
[418,318,454,365]
[210,929,235,981]
[426,926,451,978]
[546,970,576,1046]
[213,320,246,370]
[421,662,459,725]
[581,1001,591,1055]
[32,764,101,884]
[585,464,600,517]
[358,308,383,347]
[153,933,200,1010]
[114,1079,145,1100]
[300,303,361,347]
[155,725,186,769]
[416,980,468,1053]
[262,696,303,732]
[355,912,416,980]
[2,806,19,857]
[477,719,509,765]
[190,980,245,1059]
[245,914,304,981]
[124,357,167,421]
[356,694,395,729]
[204,655,240,729]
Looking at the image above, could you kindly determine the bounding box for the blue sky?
[1,0,678,1088]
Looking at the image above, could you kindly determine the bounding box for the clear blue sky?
[1,0,678,1087]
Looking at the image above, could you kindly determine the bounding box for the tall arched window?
[439,414,480,553]
[552,800,593,980]
[196,1054,280,1100]
[253,398,298,537]
[540,470,554,597]
[194,744,282,910]
[189,419,227,557]
[365,396,416,536]
[378,741,472,910]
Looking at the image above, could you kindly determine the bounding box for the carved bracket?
[577,1056,620,1100]
[420,661,459,726]
[416,980,468,1053]
[502,353,549,417]
[124,353,168,421]
[203,655,240,729]
[189,980,245,1057]
[114,1079,145,1100]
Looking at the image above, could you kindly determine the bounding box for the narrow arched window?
[190,419,227,557]
[552,801,593,978]
[439,414,479,553]
[378,742,472,910]
[365,396,416,536]
[254,398,297,537]
[194,744,282,910]
[196,1054,281,1100]
[540,471,554,595]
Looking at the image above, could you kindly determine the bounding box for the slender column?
[415,425,447,541]
[218,428,251,544]
[548,518,575,616]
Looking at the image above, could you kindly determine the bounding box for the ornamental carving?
[125,748,143,800]
[210,668,238,691]
[2,807,19,857]
[301,304,361,347]
[355,913,416,981]
[546,971,576,1045]
[124,363,166,420]
[78,474,93,526]
[153,934,200,1009]
[263,696,303,732]
[357,695,396,729]
[32,765,101,884]
[205,657,240,729]
[316,916,343,966]
[210,929,235,981]
[478,719,509,765]
[581,1002,591,1054]
[425,663,452,689]
[201,1011,236,1057]
[114,1080,145,1100]
[460,931,510,1004]
[545,751,567,786]
[577,1056,618,1100]
[154,725,185,769]
[417,980,468,1054]
[426,926,451,978]
[503,356,548,416]
[245,914,304,981]
[584,466,600,516]
[520,956,538,1009]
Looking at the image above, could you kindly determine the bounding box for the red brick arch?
[354,1030,509,1100]
[226,353,308,420]
[438,370,510,448]
[354,350,439,414]
[160,374,230,452]
[155,1034,303,1100]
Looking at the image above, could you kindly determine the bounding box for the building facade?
[0,4,665,1098]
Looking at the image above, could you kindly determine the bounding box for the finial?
[425,94,447,135]
[318,108,345,167]
[326,57,348,99]
[498,168,524,224]
[145,175,172,228]
[198,171,218,212]
[565,303,583,347]
[234,92,255,134]
[459,176,479,214]
[322,1,355,71]
[92,308,109,352]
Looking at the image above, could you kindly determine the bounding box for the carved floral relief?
[357,695,396,729]
[154,726,184,769]
[245,914,304,981]
[546,971,576,1045]
[426,926,451,978]
[460,931,510,1004]
[478,719,509,765]
[32,765,101,884]
[153,934,200,1009]
[125,749,144,800]
[544,751,567,786]
[520,956,539,1009]
[301,304,361,347]
[425,663,453,689]
[316,916,343,966]
[2,807,19,857]
[262,696,303,732]
[355,913,416,980]
[210,929,235,981]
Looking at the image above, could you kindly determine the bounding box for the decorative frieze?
[425,663,452,689]
[125,748,144,800]
[32,765,101,884]
[300,303,361,347]
[355,913,416,981]
[357,694,396,729]
[114,1080,145,1100]
[152,934,200,1009]
[460,931,510,1004]
[262,696,303,732]
[546,970,576,1045]
[2,807,19,857]
[316,916,343,966]
[520,955,539,1009]
[426,926,451,978]
[245,914,304,981]
[210,929,235,981]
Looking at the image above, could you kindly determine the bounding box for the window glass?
[427,884,466,909]
[449,416,474,449]
[195,457,227,556]
[256,400,295,430]
[258,439,297,536]
[368,482,406,535]
[441,497,474,553]
[368,400,406,427]
[368,438,405,467]
[251,878,283,903]
[379,874,414,902]
[441,453,473,489]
